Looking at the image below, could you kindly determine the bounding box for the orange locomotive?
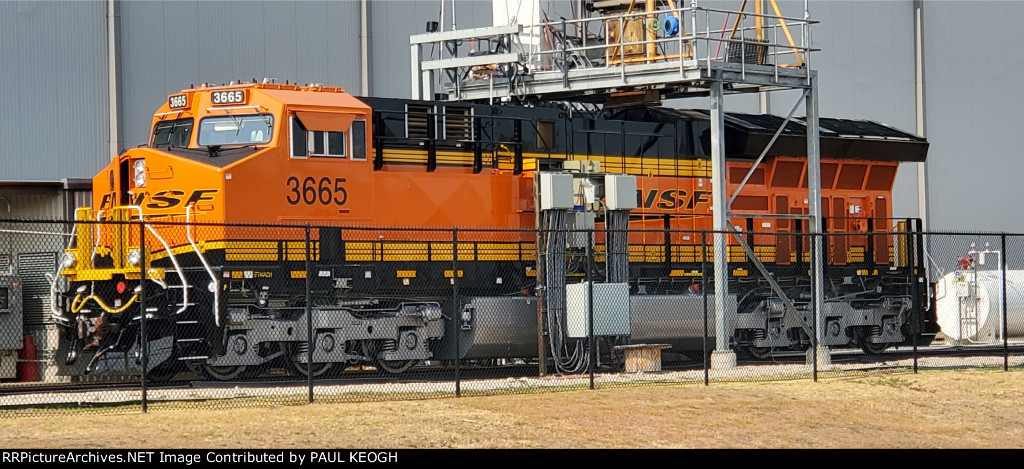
[53,82,934,379]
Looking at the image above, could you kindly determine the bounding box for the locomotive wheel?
[860,340,889,355]
[856,329,890,355]
[290,361,334,377]
[746,346,773,360]
[204,365,246,381]
[375,359,414,374]
[285,341,334,377]
[361,339,416,374]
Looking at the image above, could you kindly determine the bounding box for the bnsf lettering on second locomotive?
[638,189,711,210]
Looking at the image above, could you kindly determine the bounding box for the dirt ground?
[1,368,1023,449]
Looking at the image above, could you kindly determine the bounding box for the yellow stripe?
[67,269,142,281]
[382,148,711,177]
[426,242,474,261]
[224,241,276,262]
[476,243,523,261]
[284,241,319,261]
[225,241,281,262]
[147,241,229,262]
[669,269,702,277]
[345,242,380,261]
[144,238,537,265]
[396,270,416,278]
[381,242,429,262]
[291,270,307,279]
[628,245,664,263]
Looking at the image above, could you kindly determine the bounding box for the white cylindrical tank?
[934,269,1024,342]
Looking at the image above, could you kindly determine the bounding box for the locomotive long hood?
[607,107,929,163]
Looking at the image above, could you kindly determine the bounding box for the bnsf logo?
[99,189,218,210]
[639,189,712,211]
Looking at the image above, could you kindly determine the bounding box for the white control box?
[539,173,574,210]
[566,282,630,338]
[604,174,637,210]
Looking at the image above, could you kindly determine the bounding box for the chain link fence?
[2,218,1022,417]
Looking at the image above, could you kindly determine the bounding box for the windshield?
[150,118,194,148]
[198,114,274,146]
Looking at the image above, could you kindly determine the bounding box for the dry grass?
[2,368,1023,448]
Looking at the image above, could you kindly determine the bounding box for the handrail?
[69,283,140,314]
[414,1,819,101]
[91,209,106,268]
[187,204,220,327]
[125,205,190,315]
[48,221,78,324]
[521,5,815,70]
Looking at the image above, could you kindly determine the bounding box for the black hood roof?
[606,106,928,162]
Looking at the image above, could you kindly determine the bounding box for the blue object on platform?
[664,15,680,36]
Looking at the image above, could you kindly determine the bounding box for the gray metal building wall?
[118,1,363,149]
[0,1,110,181]
[368,0,492,100]
[922,1,1024,232]
[1,1,1020,232]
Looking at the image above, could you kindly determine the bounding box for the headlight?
[133,159,146,187]
[460,307,473,323]
[61,252,76,268]
[126,249,141,266]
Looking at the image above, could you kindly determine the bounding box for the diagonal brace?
[726,225,815,340]
[728,88,808,209]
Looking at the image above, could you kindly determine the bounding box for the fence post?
[701,230,709,386]
[305,225,314,404]
[452,228,461,397]
[1002,233,1009,371]
[912,219,922,373]
[812,231,819,383]
[587,229,595,390]
[139,220,148,413]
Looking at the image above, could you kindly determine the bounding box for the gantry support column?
[806,72,830,368]
[410,44,433,100]
[710,79,737,370]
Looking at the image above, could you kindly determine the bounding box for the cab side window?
[290,113,351,159]
[291,117,308,158]
[350,120,367,161]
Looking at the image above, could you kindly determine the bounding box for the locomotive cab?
[56,84,378,378]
